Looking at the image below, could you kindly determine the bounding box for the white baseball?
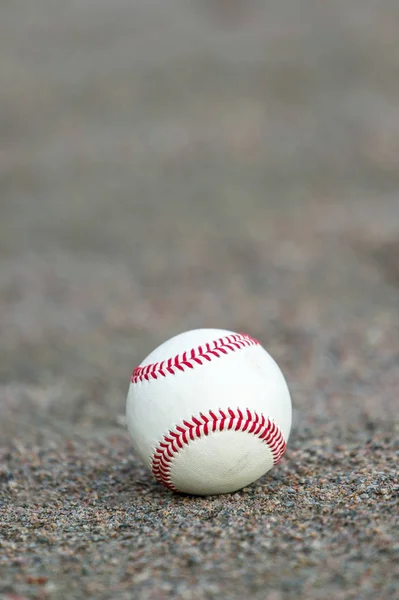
[126,328,292,496]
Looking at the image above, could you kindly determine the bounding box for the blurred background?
[1,0,399,443]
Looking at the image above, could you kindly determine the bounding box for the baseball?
[126,328,292,496]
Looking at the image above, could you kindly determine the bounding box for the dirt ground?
[0,1,398,599]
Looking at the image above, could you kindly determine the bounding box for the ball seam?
[151,408,287,493]
[131,332,259,384]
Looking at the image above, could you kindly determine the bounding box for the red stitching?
[151,408,287,492]
[131,333,259,384]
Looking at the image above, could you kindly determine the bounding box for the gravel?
[1,432,398,599]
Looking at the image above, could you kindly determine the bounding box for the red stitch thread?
[151,408,287,492]
[131,333,259,384]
